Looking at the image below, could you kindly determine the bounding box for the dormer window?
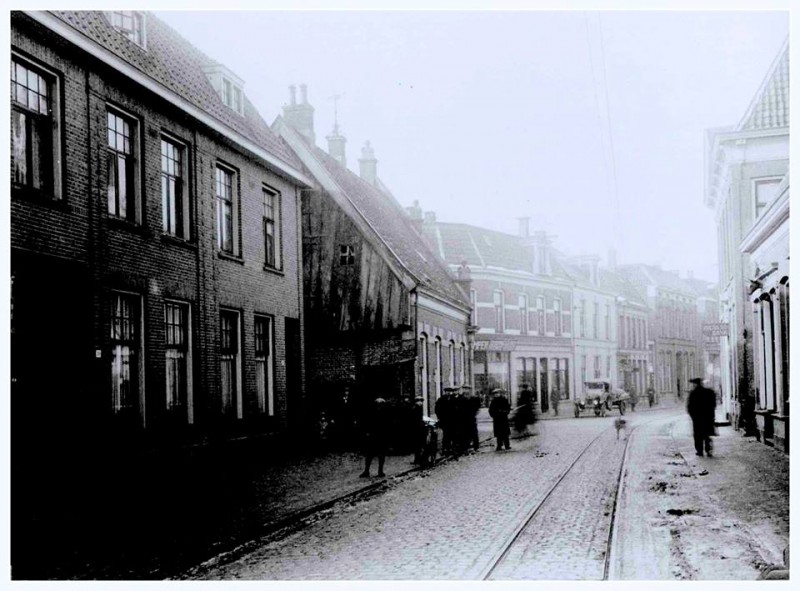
[107,11,146,48]
[203,64,245,116]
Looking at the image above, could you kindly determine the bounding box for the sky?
[157,9,789,283]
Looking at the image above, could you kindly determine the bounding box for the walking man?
[549,388,561,416]
[488,389,511,451]
[687,378,716,457]
[360,397,391,477]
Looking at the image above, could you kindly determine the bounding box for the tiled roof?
[599,268,648,307]
[423,222,571,281]
[618,264,695,297]
[302,141,469,307]
[49,11,303,171]
[739,39,790,131]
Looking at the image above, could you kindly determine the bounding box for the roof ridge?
[737,36,790,131]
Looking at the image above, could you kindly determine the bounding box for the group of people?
[433,385,481,458]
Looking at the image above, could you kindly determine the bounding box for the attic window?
[222,77,243,115]
[107,11,146,48]
[339,245,355,265]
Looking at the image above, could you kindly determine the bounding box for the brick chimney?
[282,83,315,143]
[532,230,553,276]
[406,200,424,232]
[359,141,378,186]
[326,127,346,168]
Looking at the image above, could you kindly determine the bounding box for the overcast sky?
[157,10,788,283]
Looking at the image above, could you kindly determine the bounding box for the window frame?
[493,290,505,333]
[106,11,147,49]
[553,298,562,337]
[339,244,355,266]
[220,309,243,418]
[160,134,191,240]
[262,185,282,270]
[254,314,275,416]
[110,290,144,423]
[753,176,783,219]
[519,293,529,335]
[106,105,141,223]
[164,300,193,423]
[11,54,62,200]
[215,163,239,256]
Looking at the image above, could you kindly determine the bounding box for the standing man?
[435,388,454,455]
[488,389,511,451]
[463,385,481,452]
[687,378,716,457]
[549,388,561,416]
[514,383,536,435]
[360,397,391,477]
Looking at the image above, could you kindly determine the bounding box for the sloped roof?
[422,222,572,282]
[47,11,303,171]
[290,134,469,308]
[618,264,695,297]
[599,268,648,308]
[738,38,790,131]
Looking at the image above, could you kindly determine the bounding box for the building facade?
[11,11,311,459]
[419,217,573,411]
[704,39,789,438]
[274,95,472,427]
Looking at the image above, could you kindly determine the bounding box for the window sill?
[107,215,144,234]
[12,186,65,210]
[218,251,244,265]
[263,264,285,277]
[161,234,197,250]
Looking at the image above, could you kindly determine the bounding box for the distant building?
[684,275,722,396]
[705,38,789,444]
[419,216,573,411]
[618,265,699,403]
[274,92,472,427]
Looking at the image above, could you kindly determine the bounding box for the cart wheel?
[619,402,626,415]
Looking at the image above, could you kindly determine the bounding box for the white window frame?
[110,290,145,424]
[553,298,562,337]
[469,289,477,325]
[164,300,194,423]
[215,163,239,256]
[221,76,244,115]
[106,105,141,223]
[220,309,243,419]
[420,334,429,409]
[106,11,147,49]
[434,337,442,399]
[161,134,190,239]
[262,185,282,270]
[519,294,529,335]
[255,314,275,416]
[536,296,545,335]
[753,176,783,219]
[493,290,505,333]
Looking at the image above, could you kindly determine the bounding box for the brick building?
[11,11,312,457]
[419,216,574,412]
[273,93,472,428]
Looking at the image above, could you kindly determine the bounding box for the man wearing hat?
[435,387,457,455]
[411,394,426,464]
[488,388,512,451]
[687,378,716,457]
[462,385,481,452]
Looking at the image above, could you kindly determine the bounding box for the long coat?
[687,384,716,437]
[488,395,511,438]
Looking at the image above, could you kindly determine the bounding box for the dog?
[614,417,627,440]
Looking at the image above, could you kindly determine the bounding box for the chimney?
[326,125,347,168]
[359,141,378,186]
[406,200,423,233]
[455,260,472,297]
[532,230,552,276]
[608,248,617,271]
[282,84,315,143]
[518,216,530,238]
[424,211,437,225]
[574,254,600,286]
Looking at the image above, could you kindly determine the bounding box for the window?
[215,166,236,254]
[263,187,281,269]
[605,304,610,340]
[493,290,505,333]
[162,137,189,238]
[107,11,146,47]
[593,302,599,339]
[606,355,612,380]
[255,315,274,415]
[580,299,586,337]
[107,109,138,221]
[110,292,140,416]
[419,335,428,409]
[339,245,355,265]
[536,296,545,334]
[469,289,477,325]
[222,77,243,114]
[519,294,529,335]
[449,341,456,387]
[553,299,562,336]
[434,338,442,399]
[581,354,587,384]
[459,343,467,386]
[12,57,58,197]
[754,178,782,218]
[220,310,241,418]
[165,302,191,420]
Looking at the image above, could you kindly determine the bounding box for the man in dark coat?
[463,385,481,451]
[488,389,511,451]
[687,378,716,457]
[360,397,391,477]
[514,383,536,434]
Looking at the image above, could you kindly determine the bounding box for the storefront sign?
[702,323,730,337]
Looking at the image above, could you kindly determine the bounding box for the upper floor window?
[605,304,610,340]
[754,177,782,219]
[593,302,599,339]
[222,77,243,114]
[580,298,586,337]
[107,109,139,222]
[553,298,562,336]
[536,296,545,334]
[493,290,505,333]
[11,57,60,198]
[215,165,237,255]
[161,137,190,239]
[339,244,355,265]
[263,187,281,269]
[519,294,529,335]
[469,289,477,326]
[107,11,146,48]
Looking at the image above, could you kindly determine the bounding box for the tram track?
[480,413,668,580]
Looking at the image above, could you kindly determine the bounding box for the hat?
[491,388,506,394]
[443,386,459,392]
[414,395,424,402]
[689,378,704,385]
[460,385,472,390]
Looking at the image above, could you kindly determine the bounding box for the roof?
[45,11,303,173]
[618,264,696,297]
[738,38,790,131]
[280,127,469,308]
[599,268,649,308]
[422,222,572,281]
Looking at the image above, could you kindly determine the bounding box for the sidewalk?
[610,411,789,580]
